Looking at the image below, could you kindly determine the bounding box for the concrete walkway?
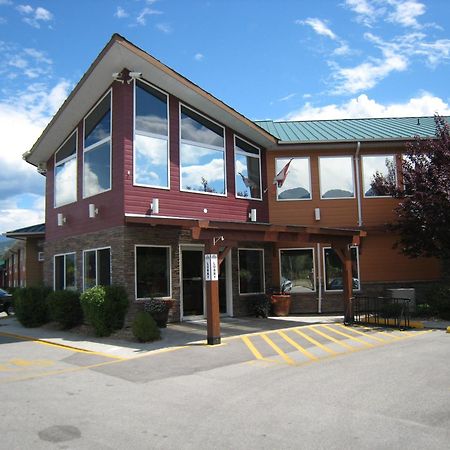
[1,314,448,360]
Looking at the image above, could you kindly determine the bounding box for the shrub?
[132,312,161,342]
[14,286,52,327]
[80,285,129,337]
[47,290,83,329]
[427,284,450,320]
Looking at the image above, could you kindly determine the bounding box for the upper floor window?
[54,131,77,207]
[54,253,76,290]
[134,80,169,188]
[235,137,261,199]
[83,92,111,198]
[279,248,315,293]
[362,155,396,197]
[180,105,226,195]
[276,157,311,201]
[83,247,111,291]
[319,156,355,199]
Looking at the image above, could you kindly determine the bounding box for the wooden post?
[334,245,354,325]
[205,241,221,345]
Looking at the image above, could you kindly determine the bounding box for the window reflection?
[238,249,264,294]
[323,247,360,291]
[363,155,396,197]
[280,249,315,293]
[235,137,261,199]
[320,156,355,199]
[55,132,77,207]
[276,157,311,200]
[136,246,170,298]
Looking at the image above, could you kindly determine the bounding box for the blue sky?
[0,0,449,234]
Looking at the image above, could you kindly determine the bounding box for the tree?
[372,115,450,277]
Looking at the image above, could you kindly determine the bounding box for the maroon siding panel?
[46,83,127,242]
[124,94,269,222]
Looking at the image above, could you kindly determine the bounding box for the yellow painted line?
[335,324,387,343]
[278,331,318,361]
[241,336,264,360]
[261,334,296,365]
[292,328,338,355]
[321,325,374,347]
[309,327,355,350]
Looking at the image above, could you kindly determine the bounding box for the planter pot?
[271,294,291,317]
[149,310,169,328]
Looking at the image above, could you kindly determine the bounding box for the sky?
[0,0,449,235]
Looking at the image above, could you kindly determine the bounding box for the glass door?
[181,249,204,317]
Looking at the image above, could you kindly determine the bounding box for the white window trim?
[279,247,316,293]
[322,246,361,293]
[238,248,265,295]
[53,252,76,290]
[319,155,356,200]
[82,90,113,199]
[54,129,78,208]
[234,135,262,201]
[82,246,111,291]
[179,102,227,197]
[133,79,170,190]
[275,156,312,202]
[361,154,397,199]
[38,252,44,262]
[134,244,172,300]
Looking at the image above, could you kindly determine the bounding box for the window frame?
[133,79,170,190]
[237,248,265,295]
[134,244,172,300]
[234,135,262,201]
[53,252,76,291]
[322,246,361,293]
[82,90,112,199]
[275,156,312,202]
[82,246,111,291]
[319,155,356,200]
[54,129,78,208]
[179,102,227,197]
[361,154,397,198]
[279,247,316,293]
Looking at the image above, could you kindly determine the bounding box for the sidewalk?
[1,314,448,360]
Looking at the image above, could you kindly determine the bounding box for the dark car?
[0,288,14,315]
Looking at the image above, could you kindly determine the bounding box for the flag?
[238,172,257,189]
[273,158,293,188]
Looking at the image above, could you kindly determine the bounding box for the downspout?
[355,141,363,227]
[317,243,322,314]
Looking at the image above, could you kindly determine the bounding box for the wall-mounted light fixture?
[314,208,321,221]
[57,213,66,227]
[150,198,159,215]
[127,71,143,84]
[249,209,257,222]
[112,72,124,84]
[89,203,99,219]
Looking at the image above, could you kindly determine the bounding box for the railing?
[353,296,411,329]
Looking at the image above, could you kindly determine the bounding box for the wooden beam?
[333,245,354,325]
[204,241,221,345]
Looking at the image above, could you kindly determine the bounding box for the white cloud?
[16,4,53,28]
[279,93,297,102]
[298,18,337,40]
[114,6,128,19]
[136,7,162,26]
[345,0,382,27]
[0,195,45,234]
[283,93,450,121]
[156,23,172,34]
[194,53,204,62]
[387,0,425,29]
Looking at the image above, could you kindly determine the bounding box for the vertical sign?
[210,254,218,281]
[204,254,211,281]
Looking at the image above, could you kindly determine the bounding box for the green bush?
[14,286,52,327]
[132,312,160,342]
[427,284,450,320]
[47,290,83,329]
[80,285,129,337]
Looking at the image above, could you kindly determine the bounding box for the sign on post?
[204,254,218,281]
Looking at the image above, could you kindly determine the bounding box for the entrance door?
[181,249,204,317]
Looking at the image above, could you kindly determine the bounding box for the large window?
[362,155,396,197]
[280,248,315,293]
[235,137,261,199]
[323,247,360,291]
[54,131,77,207]
[238,249,265,294]
[319,156,355,199]
[180,105,226,195]
[276,157,311,200]
[83,92,111,198]
[83,247,111,290]
[135,246,171,299]
[54,253,76,290]
[134,80,169,188]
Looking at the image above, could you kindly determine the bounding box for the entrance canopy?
[125,215,366,343]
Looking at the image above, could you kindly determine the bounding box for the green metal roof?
[254,116,445,143]
[4,223,45,238]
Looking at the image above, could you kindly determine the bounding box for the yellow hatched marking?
[9,359,35,367]
[261,334,296,365]
[335,324,387,343]
[278,331,318,361]
[359,326,403,340]
[321,325,374,347]
[292,328,338,355]
[309,327,354,350]
[242,336,264,360]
